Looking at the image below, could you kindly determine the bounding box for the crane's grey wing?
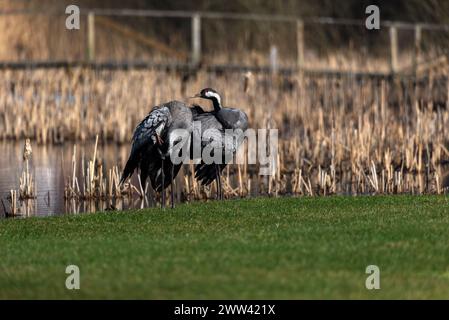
[194,131,245,185]
[190,106,249,186]
[131,106,171,152]
[216,108,249,131]
[234,110,249,131]
[120,106,171,184]
[192,112,237,185]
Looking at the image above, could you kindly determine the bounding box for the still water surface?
[0,142,151,217]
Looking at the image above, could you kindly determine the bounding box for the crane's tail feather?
[194,163,226,186]
[150,161,182,192]
[120,156,139,185]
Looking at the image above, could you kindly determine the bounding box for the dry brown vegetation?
[2,66,448,199]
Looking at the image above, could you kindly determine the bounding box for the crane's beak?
[188,93,201,99]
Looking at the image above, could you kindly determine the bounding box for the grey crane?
[120,100,193,208]
[190,88,249,199]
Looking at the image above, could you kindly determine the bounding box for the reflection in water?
[0,142,148,217]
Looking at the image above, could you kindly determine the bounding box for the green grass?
[1,195,449,299]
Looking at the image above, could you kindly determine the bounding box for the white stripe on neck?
[206,91,221,105]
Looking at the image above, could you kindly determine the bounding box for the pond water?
[3,140,447,218]
[0,142,158,217]
[0,139,264,218]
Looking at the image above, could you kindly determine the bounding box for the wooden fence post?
[413,24,422,76]
[87,12,96,62]
[296,19,305,109]
[389,25,398,74]
[191,13,201,66]
[296,19,304,73]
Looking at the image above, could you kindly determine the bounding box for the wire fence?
[1,9,449,77]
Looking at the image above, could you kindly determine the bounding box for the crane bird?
[120,100,193,208]
[190,88,249,199]
[120,88,248,208]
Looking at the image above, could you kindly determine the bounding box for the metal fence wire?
[0,9,449,77]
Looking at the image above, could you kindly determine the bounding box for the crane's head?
[190,88,222,111]
[191,88,221,103]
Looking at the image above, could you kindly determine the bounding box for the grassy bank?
[1,195,449,299]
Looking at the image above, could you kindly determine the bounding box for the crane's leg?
[216,164,223,200]
[215,178,220,200]
[161,158,165,209]
[170,163,175,209]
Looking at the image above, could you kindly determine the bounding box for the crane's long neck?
[212,99,221,111]
[208,93,222,112]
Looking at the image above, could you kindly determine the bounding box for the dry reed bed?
[2,139,36,217]
[1,67,449,199]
